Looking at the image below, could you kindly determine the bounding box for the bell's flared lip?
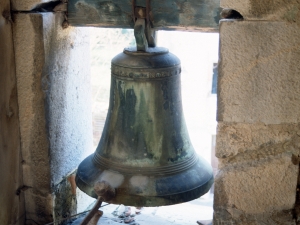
[75,154,214,206]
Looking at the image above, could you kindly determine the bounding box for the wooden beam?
[67,0,221,32]
[0,0,25,224]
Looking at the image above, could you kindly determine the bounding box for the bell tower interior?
[1,0,300,224]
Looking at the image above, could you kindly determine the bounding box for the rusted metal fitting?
[132,0,156,50]
[79,181,115,225]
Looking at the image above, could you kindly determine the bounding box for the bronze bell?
[76,46,214,206]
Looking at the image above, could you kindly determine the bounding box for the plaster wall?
[42,13,92,186]
[13,12,92,224]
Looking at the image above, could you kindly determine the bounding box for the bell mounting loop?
[134,18,149,52]
[132,0,156,51]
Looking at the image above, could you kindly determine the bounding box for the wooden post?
[0,0,25,224]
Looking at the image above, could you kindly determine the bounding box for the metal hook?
[132,0,156,51]
[134,18,148,51]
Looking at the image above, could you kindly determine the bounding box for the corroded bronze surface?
[76,47,213,206]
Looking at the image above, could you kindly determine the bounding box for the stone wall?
[12,11,93,224]
[214,2,300,224]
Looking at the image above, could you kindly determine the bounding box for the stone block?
[13,13,52,224]
[24,191,53,223]
[218,20,300,124]
[12,0,49,11]
[221,0,300,22]
[214,153,298,224]
[216,122,300,160]
[213,209,295,225]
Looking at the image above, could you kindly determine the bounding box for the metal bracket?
[132,0,156,51]
[134,18,149,51]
